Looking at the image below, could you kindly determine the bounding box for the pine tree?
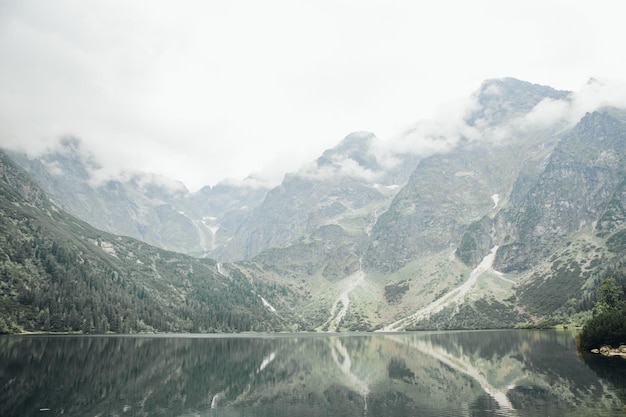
[579,278,626,351]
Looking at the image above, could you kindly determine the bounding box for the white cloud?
[121,172,189,194]
[369,94,481,168]
[522,98,572,128]
[297,157,381,183]
[1,1,625,190]
[371,76,626,169]
[521,78,626,130]
[217,176,275,190]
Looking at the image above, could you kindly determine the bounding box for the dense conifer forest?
[0,152,299,334]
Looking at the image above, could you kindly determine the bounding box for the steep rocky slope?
[217,132,418,261]
[494,110,626,272]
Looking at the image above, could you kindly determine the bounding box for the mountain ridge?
[3,77,626,333]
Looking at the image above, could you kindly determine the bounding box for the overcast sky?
[0,0,624,190]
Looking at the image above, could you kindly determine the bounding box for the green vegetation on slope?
[0,152,299,334]
[578,277,626,351]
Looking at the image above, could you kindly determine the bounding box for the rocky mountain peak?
[40,136,103,181]
[466,77,570,127]
[316,131,377,170]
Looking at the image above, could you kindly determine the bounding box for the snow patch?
[202,216,220,235]
[326,267,366,332]
[259,295,277,313]
[381,246,499,331]
[373,183,400,190]
[491,194,500,208]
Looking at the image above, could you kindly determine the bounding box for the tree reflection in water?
[0,331,625,417]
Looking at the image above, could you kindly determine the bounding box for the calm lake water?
[1,330,625,417]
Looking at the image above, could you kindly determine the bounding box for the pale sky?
[0,0,624,190]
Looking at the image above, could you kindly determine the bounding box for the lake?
[1,330,625,416]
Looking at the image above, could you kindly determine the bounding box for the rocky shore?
[591,345,626,357]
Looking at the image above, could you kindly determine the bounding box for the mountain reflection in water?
[1,330,625,417]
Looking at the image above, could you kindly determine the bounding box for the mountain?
[4,77,626,333]
[466,77,570,127]
[216,131,418,261]
[7,139,269,259]
[493,109,626,272]
[367,78,570,272]
[236,78,626,331]
[0,151,301,334]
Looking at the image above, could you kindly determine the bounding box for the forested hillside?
[0,152,301,334]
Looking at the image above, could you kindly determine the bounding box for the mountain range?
[2,77,626,333]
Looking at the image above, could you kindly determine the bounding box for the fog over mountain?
[3,1,626,191]
[3,77,626,334]
[8,77,625,261]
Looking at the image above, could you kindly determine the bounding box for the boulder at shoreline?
[591,345,626,357]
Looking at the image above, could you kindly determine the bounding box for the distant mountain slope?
[494,110,626,271]
[217,131,418,261]
[0,151,298,334]
[443,108,626,323]
[7,139,268,259]
[466,77,570,127]
[366,78,569,272]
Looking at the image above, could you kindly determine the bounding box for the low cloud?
[522,78,626,130]
[31,136,107,183]
[18,136,190,193]
[522,97,571,128]
[371,77,626,171]
[296,156,381,183]
[121,172,189,194]
[369,95,481,170]
[217,176,275,190]
[17,77,626,195]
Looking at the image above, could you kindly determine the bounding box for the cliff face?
[366,78,569,272]
[217,131,419,262]
[493,110,626,272]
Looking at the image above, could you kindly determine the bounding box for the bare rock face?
[493,111,626,272]
[218,131,419,262]
[466,77,570,127]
